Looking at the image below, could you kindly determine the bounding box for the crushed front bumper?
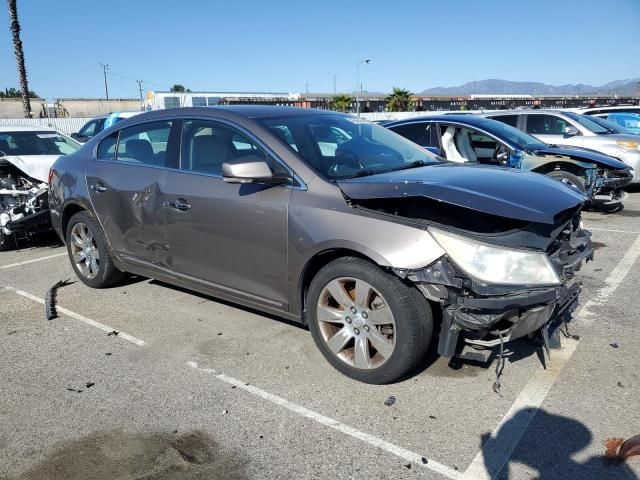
[400,225,593,362]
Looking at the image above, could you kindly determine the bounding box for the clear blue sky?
[1,0,639,99]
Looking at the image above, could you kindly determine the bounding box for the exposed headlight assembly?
[430,229,560,286]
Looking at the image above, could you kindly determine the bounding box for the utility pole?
[136,80,144,110]
[305,81,310,94]
[333,74,336,94]
[100,63,109,100]
[355,59,370,116]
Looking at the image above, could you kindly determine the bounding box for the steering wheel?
[493,144,509,166]
[329,151,364,176]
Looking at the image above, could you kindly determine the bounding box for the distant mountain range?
[420,78,640,96]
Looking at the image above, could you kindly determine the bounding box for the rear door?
[388,121,440,154]
[86,120,178,264]
[161,118,292,309]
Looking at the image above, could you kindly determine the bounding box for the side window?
[115,121,172,166]
[97,132,118,160]
[79,120,98,138]
[491,115,519,128]
[525,115,569,135]
[389,123,431,146]
[180,120,287,177]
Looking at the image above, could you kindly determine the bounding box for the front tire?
[307,257,432,384]
[546,170,586,193]
[65,211,125,288]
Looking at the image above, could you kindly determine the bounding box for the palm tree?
[329,94,354,113]
[386,87,414,112]
[7,0,31,117]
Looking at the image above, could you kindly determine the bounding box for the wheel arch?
[530,160,589,177]
[61,201,89,240]
[297,248,383,325]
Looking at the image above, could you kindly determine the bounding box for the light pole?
[99,63,110,100]
[355,59,370,116]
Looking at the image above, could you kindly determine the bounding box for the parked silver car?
[484,110,640,183]
[50,107,593,384]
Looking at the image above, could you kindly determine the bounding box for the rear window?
[490,115,519,128]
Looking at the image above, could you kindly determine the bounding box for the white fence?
[0,117,91,134]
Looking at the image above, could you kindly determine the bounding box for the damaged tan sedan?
[49,107,593,384]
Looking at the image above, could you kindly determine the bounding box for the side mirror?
[222,155,289,185]
[563,125,580,137]
[70,132,79,139]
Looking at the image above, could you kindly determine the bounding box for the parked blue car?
[385,115,633,209]
[605,113,640,134]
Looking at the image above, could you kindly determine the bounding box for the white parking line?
[186,361,466,480]
[586,227,640,234]
[0,252,67,270]
[464,233,640,480]
[3,286,146,346]
[4,284,463,477]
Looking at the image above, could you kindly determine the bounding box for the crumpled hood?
[531,145,629,169]
[0,155,58,183]
[337,163,586,225]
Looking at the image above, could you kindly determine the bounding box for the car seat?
[191,135,232,175]
[124,139,154,164]
[454,129,478,162]
[441,127,466,162]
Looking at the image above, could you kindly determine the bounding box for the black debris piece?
[404,463,411,469]
[45,279,72,320]
[618,381,624,388]
[105,352,112,356]
[285,366,290,369]
[222,409,228,415]
[384,395,396,407]
[107,330,119,336]
[610,342,619,348]
[217,332,222,336]
[492,332,506,396]
[259,435,264,439]
[231,385,236,389]
[66,387,83,393]
[429,415,437,419]
[85,382,95,389]
[454,466,459,471]
[8,330,17,335]
[421,457,428,464]
[392,416,398,420]
[122,291,127,294]
[173,430,178,434]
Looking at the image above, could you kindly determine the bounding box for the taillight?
[48,168,55,184]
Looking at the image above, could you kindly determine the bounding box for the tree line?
[330,88,415,113]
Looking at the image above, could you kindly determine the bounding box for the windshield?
[259,114,442,179]
[0,131,80,156]
[480,117,547,149]
[563,112,610,134]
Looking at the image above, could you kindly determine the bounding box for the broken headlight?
[430,229,560,286]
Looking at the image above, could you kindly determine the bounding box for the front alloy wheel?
[308,257,433,384]
[317,278,396,369]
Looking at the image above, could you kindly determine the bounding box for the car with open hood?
[386,115,633,210]
[0,125,80,250]
[49,107,593,384]
[483,110,640,185]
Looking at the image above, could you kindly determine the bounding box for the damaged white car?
[0,126,80,250]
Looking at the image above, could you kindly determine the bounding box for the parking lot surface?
[1,190,640,480]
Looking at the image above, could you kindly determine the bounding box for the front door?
[524,114,582,147]
[86,120,178,264]
[161,119,291,309]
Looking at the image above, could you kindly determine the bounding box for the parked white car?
[0,125,80,250]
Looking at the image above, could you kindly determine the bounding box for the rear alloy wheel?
[546,170,586,193]
[307,257,432,384]
[66,211,125,288]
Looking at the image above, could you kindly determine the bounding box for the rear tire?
[307,257,432,384]
[546,170,586,193]
[65,211,125,288]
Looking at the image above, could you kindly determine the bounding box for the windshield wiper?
[347,169,378,178]
[384,159,427,173]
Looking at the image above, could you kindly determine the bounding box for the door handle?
[163,200,192,211]
[91,183,108,193]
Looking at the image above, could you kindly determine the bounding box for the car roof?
[385,114,497,127]
[208,105,337,118]
[0,125,58,132]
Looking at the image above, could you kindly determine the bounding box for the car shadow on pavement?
[8,230,64,251]
[479,408,638,479]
